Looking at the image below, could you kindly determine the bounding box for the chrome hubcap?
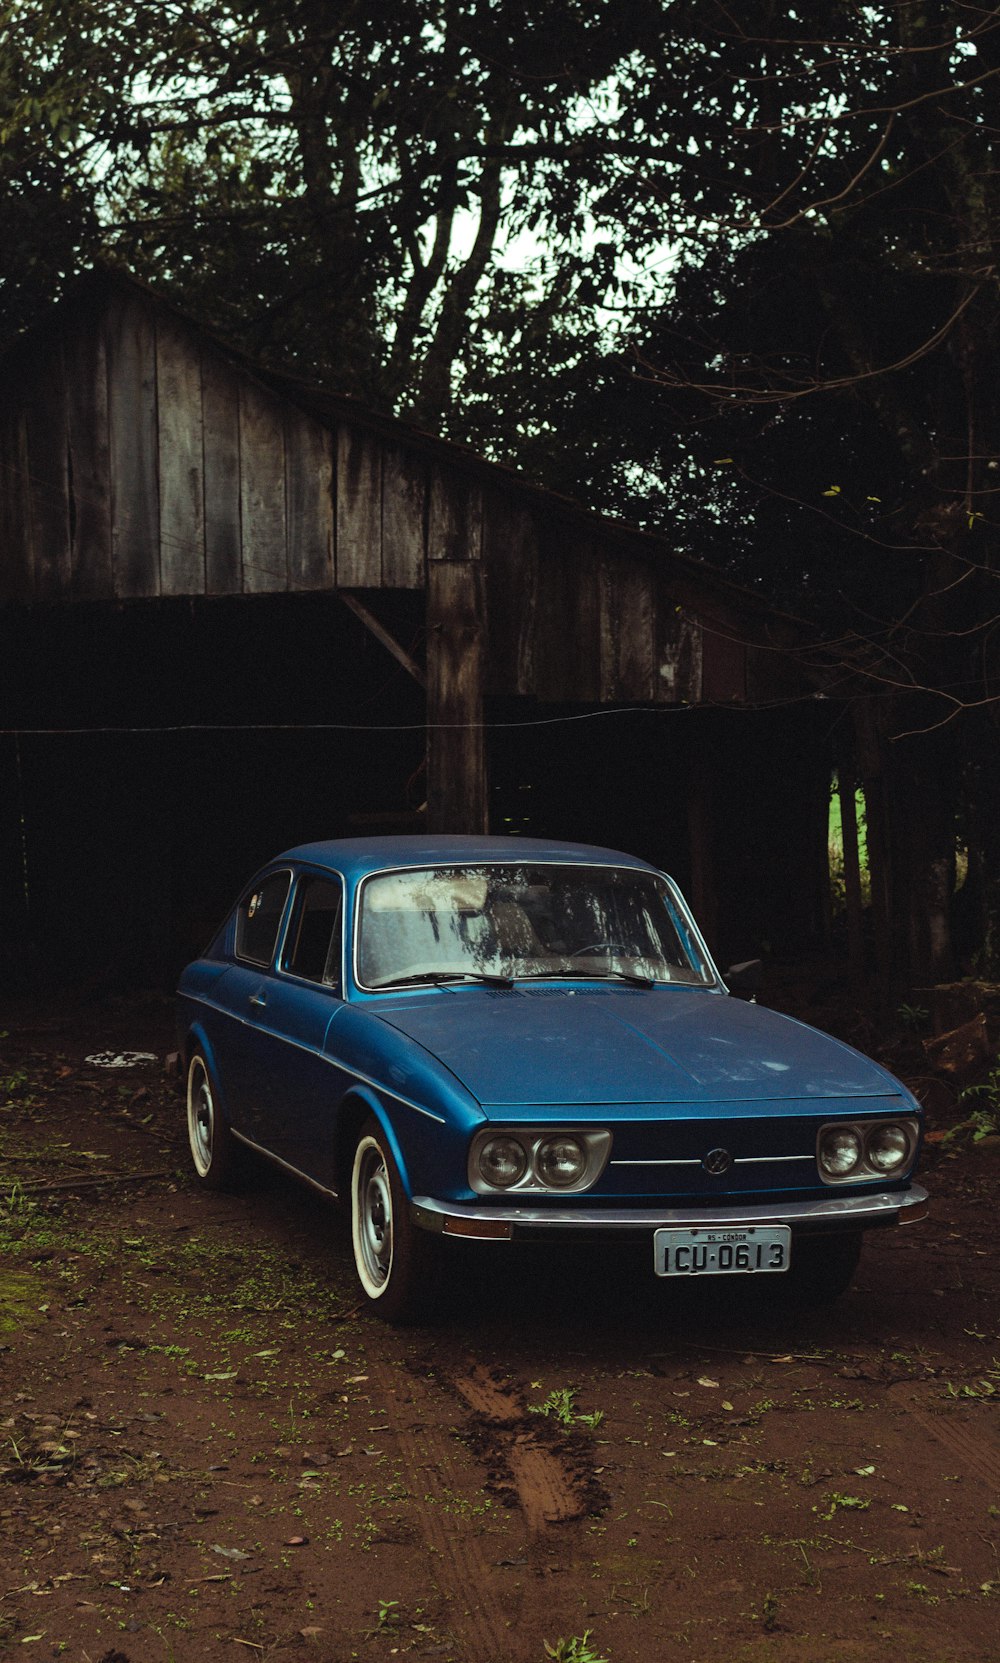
[188,1065,214,1174]
[356,1146,393,1288]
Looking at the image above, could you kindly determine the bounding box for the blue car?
[177,836,928,1321]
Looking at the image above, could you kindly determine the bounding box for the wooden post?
[425,561,488,833]
[686,751,718,955]
[854,700,894,992]
[837,764,865,980]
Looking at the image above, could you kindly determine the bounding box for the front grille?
[599,1112,822,1198]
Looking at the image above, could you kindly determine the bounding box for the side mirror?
[725,958,763,998]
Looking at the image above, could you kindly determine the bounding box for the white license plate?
[653,1225,791,1278]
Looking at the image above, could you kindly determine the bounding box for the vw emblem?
[703,1147,732,1175]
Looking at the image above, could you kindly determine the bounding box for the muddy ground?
[1,991,999,1663]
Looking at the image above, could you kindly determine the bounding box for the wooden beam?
[426,562,488,833]
[340,592,426,689]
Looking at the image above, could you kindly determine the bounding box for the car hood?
[371,986,908,1110]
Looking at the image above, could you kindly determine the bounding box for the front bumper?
[411,1184,929,1241]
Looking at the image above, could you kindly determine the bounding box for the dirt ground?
[1,991,999,1663]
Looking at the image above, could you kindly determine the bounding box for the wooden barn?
[0,270,831,986]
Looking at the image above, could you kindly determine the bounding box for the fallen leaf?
[211,1544,250,1562]
[697,1376,719,1389]
[285,1535,309,1547]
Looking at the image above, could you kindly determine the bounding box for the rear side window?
[235,872,291,967]
[282,876,343,987]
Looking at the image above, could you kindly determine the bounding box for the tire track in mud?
[364,1354,604,1663]
[367,1357,518,1663]
[450,1364,592,1532]
[890,1379,1000,1491]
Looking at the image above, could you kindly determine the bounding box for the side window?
[235,872,291,967]
[282,876,343,987]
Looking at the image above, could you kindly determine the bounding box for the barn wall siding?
[65,306,113,599]
[106,290,160,598]
[0,277,792,717]
[202,352,243,595]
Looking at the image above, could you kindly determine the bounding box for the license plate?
[653,1225,791,1278]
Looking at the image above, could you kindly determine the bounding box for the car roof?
[278,835,660,884]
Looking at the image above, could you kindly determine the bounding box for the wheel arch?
[335,1087,412,1200]
[181,1024,232,1123]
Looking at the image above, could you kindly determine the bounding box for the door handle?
[249,992,267,1009]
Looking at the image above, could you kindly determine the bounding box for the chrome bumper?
[411,1184,929,1240]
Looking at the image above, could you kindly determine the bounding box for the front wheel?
[186,1050,241,1191]
[350,1118,439,1323]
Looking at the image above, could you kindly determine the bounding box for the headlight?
[816,1118,918,1184]
[866,1122,911,1173]
[818,1126,863,1178]
[469,1128,612,1194]
[536,1136,587,1188]
[477,1136,528,1189]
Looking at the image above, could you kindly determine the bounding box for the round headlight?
[819,1126,863,1178]
[866,1122,910,1173]
[536,1136,588,1189]
[478,1136,528,1189]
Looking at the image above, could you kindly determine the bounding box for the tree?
[0,0,674,428]
[553,1,1000,984]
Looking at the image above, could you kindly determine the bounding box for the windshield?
[356,863,714,990]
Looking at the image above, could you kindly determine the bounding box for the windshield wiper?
[515,969,656,990]
[371,970,515,990]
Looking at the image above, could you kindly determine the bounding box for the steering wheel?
[570,942,628,958]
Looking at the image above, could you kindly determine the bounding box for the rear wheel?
[186,1050,240,1191]
[350,1118,439,1323]
[788,1230,862,1303]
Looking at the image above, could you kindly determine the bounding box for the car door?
[244,872,349,1187]
[210,869,294,1143]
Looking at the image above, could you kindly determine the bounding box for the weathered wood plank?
[701,611,747,702]
[381,445,426,588]
[428,466,482,563]
[106,293,160,597]
[426,560,488,833]
[286,409,333,590]
[571,541,602,701]
[25,339,71,600]
[239,379,287,593]
[533,528,601,702]
[336,425,382,586]
[202,351,242,595]
[64,304,112,599]
[655,596,703,705]
[156,314,205,595]
[0,400,33,604]
[483,496,538,696]
[599,554,655,701]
